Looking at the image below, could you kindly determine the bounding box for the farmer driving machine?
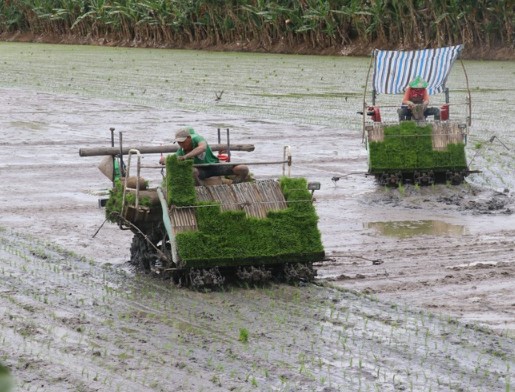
[80,129,325,287]
[361,45,477,186]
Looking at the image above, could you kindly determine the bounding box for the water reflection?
[366,220,466,238]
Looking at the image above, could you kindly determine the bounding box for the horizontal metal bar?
[79,143,255,157]
[193,160,289,167]
[139,160,290,169]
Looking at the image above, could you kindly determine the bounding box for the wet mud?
[0,229,513,391]
[0,43,514,390]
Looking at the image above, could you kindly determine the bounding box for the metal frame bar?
[120,149,143,230]
[157,187,179,267]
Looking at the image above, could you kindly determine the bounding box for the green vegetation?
[105,180,151,223]
[0,1,511,54]
[103,154,324,267]
[166,154,196,207]
[0,363,9,376]
[0,362,12,392]
[169,162,324,268]
[368,122,467,173]
[105,180,125,223]
[238,328,249,343]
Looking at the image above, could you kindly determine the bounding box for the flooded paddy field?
[0,43,514,391]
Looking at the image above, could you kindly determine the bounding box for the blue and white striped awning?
[372,45,463,95]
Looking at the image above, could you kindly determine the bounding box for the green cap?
[409,76,428,88]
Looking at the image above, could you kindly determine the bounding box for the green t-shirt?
[176,133,219,164]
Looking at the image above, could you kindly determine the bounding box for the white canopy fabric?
[372,45,463,95]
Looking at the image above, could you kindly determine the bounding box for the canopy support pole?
[362,53,375,144]
[460,58,472,127]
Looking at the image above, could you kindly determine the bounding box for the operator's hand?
[159,156,165,165]
[177,155,187,161]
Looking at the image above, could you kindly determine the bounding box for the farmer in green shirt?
[161,128,249,185]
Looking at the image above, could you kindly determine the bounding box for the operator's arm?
[402,88,412,107]
[422,89,430,106]
[178,141,207,160]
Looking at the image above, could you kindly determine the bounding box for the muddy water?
[0,42,514,390]
[365,220,467,238]
[1,42,513,189]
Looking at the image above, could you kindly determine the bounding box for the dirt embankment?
[1,31,514,60]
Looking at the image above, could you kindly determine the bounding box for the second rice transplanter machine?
[360,44,479,186]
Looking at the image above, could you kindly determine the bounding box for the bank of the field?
[0,1,513,60]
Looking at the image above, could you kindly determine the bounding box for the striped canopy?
[372,45,463,95]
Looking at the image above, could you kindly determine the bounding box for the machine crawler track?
[129,232,317,289]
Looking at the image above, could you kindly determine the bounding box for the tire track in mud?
[0,229,513,392]
[320,228,515,332]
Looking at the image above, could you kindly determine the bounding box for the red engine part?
[440,104,449,121]
[217,152,230,162]
[367,106,382,122]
